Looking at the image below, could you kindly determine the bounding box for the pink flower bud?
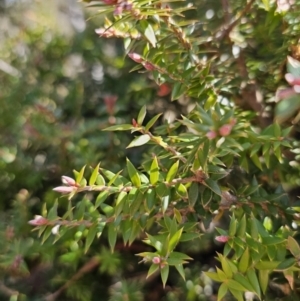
[215,235,229,243]
[143,62,155,71]
[128,53,143,63]
[62,176,76,186]
[28,215,48,226]
[132,118,138,127]
[219,124,232,137]
[206,130,217,140]
[152,257,161,264]
[114,5,123,15]
[53,186,76,194]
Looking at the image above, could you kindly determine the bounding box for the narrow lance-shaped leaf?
[145,113,162,131]
[126,158,141,187]
[140,21,157,47]
[89,163,100,186]
[166,160,179,183]
[137,105,147,125]
[108,224,117,252]
[150,156,159,185]
[85,223,98,253]
[160,265,169,288]
[127,134,150,148]
[218,283,228,301]
[103,124,134,131]
[75,165,86,184]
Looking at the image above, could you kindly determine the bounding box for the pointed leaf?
[140,21,157,47]
[217,283,228,301]
[145,113,162,130]
[287,236,300,258]
[161,265,169,288]
[75,165,86,184]
[150,157,159,185]
[103,124,133,131]
[238,248,250,273]
[258,269,269,294]
[126,158,141,187]
[137,105,147,125]
[89,163,100,186]
[166,161,179,183]
[203,178,222,196]
[85,223,97,253]
[175,264,186,280]
[147,263,159,278]
[95,191,109,209]
[108,224,117,252]
[127,134,150,148]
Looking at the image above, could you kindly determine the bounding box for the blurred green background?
[1,0,300,300]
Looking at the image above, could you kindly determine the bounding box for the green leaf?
[237,214,246,237]
[140,21,157,47]
[147,263,159,278]
[188,182,199,206]
[228,288,244,301]
[84,223,97,253]
[103,124,133,131]
[261,237,285,245]
[175,264,186,280]
[160,265,169,288]
[96,174,106,185]
[150,157,159,185]
[220,255,233,278]
[171,82,184,101]
[227,279,247,292]
[287,236,300,258]
[176,183,188,199]
[203,178,222,196]
[259,269,269,294]
[89,163,100,186]
[166,161,179,182]
[95,191,109,209]
[217,283,228,301]
[238,248,249,273]
[229,216,237,236]
[168,228,183,253]
[108,224,117,252]
[255,261,279,270]
[75,165,86,184]
[145,113,162,131]
[137,105,147,125]
[276,258,296,270]
[233,274,255,292]
[126,158,141,187]
[105,170,124,187]
[251,153,262,170]
[246,268,261,298]
[127,134,150,148]
[205,271,221,282]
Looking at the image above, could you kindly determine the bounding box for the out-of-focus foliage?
[2,0,300,300]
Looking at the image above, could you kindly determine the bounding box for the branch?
[44,257,100,301]
[215,0,256,41]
